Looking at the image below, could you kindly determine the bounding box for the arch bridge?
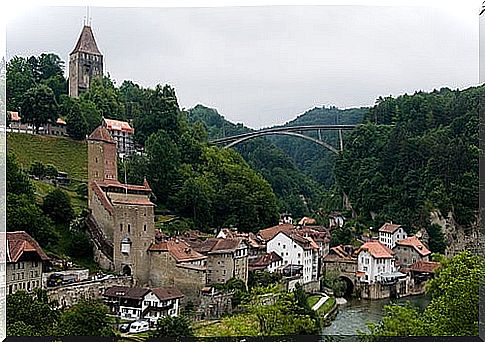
[210,124,358,154]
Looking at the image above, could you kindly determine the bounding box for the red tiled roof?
[111,197,155,207]
[357,240,394,259]
[152,287,184,301]
[88,126,114,143]
[7,231,49,263]
[409,260,440,273]
[97,180,152,193]
[258,223,294,242]
[356,271,365,277]
[149,239,206,263]
[103,118,134,134]
[395,236,431,257]
[379,223,402,234]
[71,25,102,55]
[91,182,114,215]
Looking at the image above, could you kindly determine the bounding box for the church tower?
[69,25,103,97]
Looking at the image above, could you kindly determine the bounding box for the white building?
[102,118,135,157]
[356,240,399,284]
[103,286,184,325]
[378,223,407,250]
[266,231,319,284]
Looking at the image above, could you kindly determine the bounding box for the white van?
[129,320,149,334]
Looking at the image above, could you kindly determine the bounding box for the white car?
[129,320,149,334]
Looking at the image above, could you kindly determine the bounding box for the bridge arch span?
[224,131,340,154]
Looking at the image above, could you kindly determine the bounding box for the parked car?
[129,320,149,334]
[119,323,131,333]
[47,273,63,287]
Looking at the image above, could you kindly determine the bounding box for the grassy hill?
[7,133,88,180]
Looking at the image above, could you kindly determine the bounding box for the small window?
[144,224,147,232]
[120,223,123,231]
[128,224,131,233]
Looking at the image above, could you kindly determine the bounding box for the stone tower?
[87,126,118,205]
[69,25,103,97]
[87,126,155,286]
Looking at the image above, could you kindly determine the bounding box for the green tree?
[132,84,181,145]
[426,224,447,254]
[6,56,35,111]
[42,188,75,224]
[145,129,181,202]
[81,75,125,120]
[57,300,114,336]
[7,193,58,247]
[7,153,34,198]
[20,84,58,133]
[368,251,485,337]
[65,99,88,140]
[29,161,46,179]
[7,289,59,336]
[150,315,194,340]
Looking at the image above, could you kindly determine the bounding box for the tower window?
[144,224,147,232]
[128,224,131,233]
[120,223,123,231]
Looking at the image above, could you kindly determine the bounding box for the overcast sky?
[6,5,479,128]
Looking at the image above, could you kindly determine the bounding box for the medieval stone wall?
[47,276,132,308]
[149,251,206,304]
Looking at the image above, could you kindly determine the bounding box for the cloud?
[7,5,478,128]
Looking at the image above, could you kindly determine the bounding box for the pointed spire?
[70,25,102,56]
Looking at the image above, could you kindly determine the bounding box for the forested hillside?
[269,106,366,188]
[334,86,480,234]
[187,105,325,217]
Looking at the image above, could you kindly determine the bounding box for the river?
[321,294,430,336]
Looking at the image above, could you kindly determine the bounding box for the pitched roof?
[298,217,317,226]
[7,231,50,263]
[249,252,283,270]
[8,111,20,122]
[103,118,134,134]
[395,236,431,257]
[152,287,184,301]
[97,180,152,193]
[56,118,66,125]
[88,126,115,143]
[104,286,150,300]
[409,260,440,273]
[186,238,244,254]
[148,239,207,263]
[70,25,102,55]
[357,240,394,259]
[109,193,155,207]
[258,223,294,242]
[379,223,402,234]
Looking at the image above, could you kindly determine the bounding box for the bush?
[29,161,46,179]
[42,188,74,224]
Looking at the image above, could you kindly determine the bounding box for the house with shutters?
[7,231,50,295]
[355,240,403,284]
[378,222,408,249]
[266,231,319,284]
[103,286,184,325]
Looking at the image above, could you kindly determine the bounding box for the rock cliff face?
[429,210,483,257]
